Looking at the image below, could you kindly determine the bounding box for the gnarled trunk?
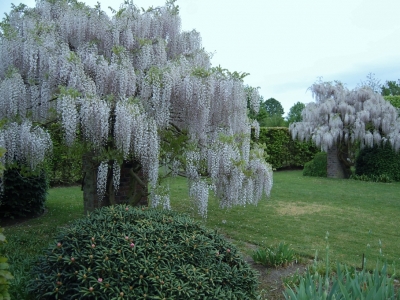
[327,144,352,179]
[82,154,148,214]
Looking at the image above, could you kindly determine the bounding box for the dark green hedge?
[0,166,48,219]
[303,152,327,177]
[355,143,400,182]
[252,127,319,169]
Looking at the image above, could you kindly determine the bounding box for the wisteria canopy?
[290,80,400,156]
[0,0,273,216]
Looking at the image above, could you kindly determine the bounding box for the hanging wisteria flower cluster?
[290,81,400,153]
[0,0,273,215]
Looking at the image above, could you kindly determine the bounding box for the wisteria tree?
[0,0,272,216]
[290,80,400,178]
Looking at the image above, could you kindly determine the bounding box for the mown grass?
[1,187,85,298]
[1,170,400,298]
[167,171,400,272]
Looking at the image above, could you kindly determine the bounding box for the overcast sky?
[2,0,400,116]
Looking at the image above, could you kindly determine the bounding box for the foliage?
[290,79,400,178]
[245,86,269,127]
[263,98,284,117]
[0,165,48,219]
[264,115,287,127]
[284,262,399,299]
[251,242,296,268]
[381,79,400,96]
[284,238,400,300]
[350,173,393,183]
[0,228,13,300]
[355,143,400,182]
[303,152,327,177]
[291,80,400,152]
[0,0,272,216]
[28,205,260,299]
[2,186,85,300]
[3,175,400,297]
[45,123,83,186]
[282,269,302,289]
[0,149,13,300]
[0,148,4,177]
[258,97,286,127]
[253,127,318,169]
[383,96,400,109]
[286,102,305,124]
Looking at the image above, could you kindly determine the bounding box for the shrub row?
[253,127,319,169]
[355,143,400,182]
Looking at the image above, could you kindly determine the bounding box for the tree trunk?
[327,144,352,179]
[82,154,148,214]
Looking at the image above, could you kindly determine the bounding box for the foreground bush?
[0,227,13,300]
[28,205,260,299]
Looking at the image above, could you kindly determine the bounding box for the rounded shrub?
[355,143,400,182]
[0,166,48,219]
[28,205,260,299]
[302,152,327,177]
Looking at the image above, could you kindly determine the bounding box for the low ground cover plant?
[28,205,260,299]
[284,235,400,300]
[251,242,297,268]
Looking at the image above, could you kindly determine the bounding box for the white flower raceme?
[290,81,400,152]
[0,0,273,215]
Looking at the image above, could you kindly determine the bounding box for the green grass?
[1,171,400,298]
[1,187,84,299]
[167,171,400,272]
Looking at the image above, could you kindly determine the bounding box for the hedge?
[252,127,319,169]
[355,143,400,182]
[0,166,48,219]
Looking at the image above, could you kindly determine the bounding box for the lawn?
[168,171,400,271]
[1,170,400,298]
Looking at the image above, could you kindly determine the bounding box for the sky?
[1,0,400,116]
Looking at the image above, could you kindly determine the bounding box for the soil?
[225,238,308,300]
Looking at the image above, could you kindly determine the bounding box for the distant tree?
[286,102,305,124]
[381,79,400,96]
[290,80,400,178]
[261,98,286,127]
[263,98,284,117]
